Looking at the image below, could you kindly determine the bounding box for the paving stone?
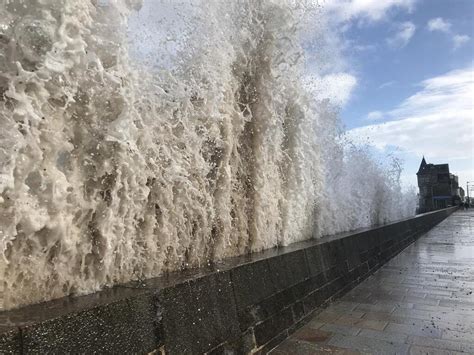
[292,327,333,344]
[439,299,474,309]
[271,339,360,355]
[328,301,360,312]
[423,286,460,294]
[385,322,443,339]
[340,290,372,301]
[355,302,397,313]
[409,345,464,355]
[375,300,414,310]
[408,335,474,353]
[320,324,361,336]
[306,320,325,329]
[413,303,466,315]
[402,296,441,306]
[391,309,474,326]
[333,316,387,331]
[407,290,428,298]
[371,293,407,302]
[323,309,366,319]
[366,313,470,335]
[362,311,399,322]
[392,308,433,320]
[317,311,344,323]
[358,328,408,343]
[441,329,474,343]
[328,334,410,354]
[403,280,453,287]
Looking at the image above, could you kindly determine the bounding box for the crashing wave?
[0,0,415,310]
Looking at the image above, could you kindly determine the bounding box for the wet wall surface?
[0,207,457,354]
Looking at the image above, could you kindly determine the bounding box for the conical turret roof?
[417,156,427,174]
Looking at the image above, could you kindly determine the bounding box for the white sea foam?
[0,0,415,310]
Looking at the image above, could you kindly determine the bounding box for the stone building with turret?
[417,157,461,213]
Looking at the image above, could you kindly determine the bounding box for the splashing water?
[0,0,415,310]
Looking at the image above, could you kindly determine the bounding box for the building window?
[420,176,430,183]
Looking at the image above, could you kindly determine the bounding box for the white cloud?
[352,43,377,52]
[453,34,470,49]
[379,81,396,89]
[323,0,417,24]
[313,1,416,110]
[427,17,452,33]
[348,66,474,177]
[425,17,470,50]
[306,72,358,107]
[366,111,384,121]
[387,22,416,49]
[390,67,473,119]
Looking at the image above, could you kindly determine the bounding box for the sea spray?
[0,0,414,310]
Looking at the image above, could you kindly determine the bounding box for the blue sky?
[316,0,473,191]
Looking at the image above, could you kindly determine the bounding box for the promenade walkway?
[271,210,474,354]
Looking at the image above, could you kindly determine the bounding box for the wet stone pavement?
[271,210,474,355]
